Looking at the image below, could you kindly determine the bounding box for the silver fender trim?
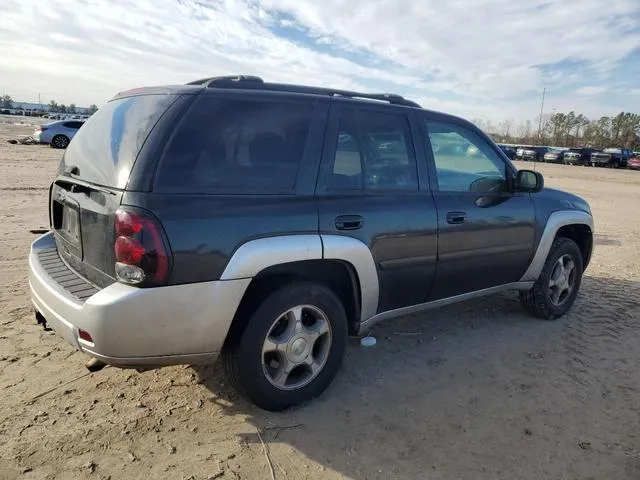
[220,235,323,280]
[519,210,594,282]
[221,234,380,325]
[321,235,379,323]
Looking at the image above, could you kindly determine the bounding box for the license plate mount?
[57,201,83,259]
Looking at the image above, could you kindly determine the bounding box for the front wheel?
[222,281,348,411]
[519,237,584,320]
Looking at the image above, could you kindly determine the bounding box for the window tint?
[157,97,314,193]
[63,121,83,129]
[61,94,178,188]
[330,109,418,191]
[425,121,506,193]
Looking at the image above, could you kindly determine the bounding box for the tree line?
[0,95,13,109]
[48,101,99,115]
[475,111,640,150]
[0,95,98,115]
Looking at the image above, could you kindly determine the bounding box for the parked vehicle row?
[500,143,639,169]
[590,148,635,168]
[43,113,90,121]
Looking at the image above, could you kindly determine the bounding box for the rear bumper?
[29,232,250,366]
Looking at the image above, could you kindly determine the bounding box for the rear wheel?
[222,281,348,411]
[51,135,69,149]
[519,237,583,320]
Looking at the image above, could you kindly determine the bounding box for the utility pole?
[536,88,546,143]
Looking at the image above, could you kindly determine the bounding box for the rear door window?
[61,94,178,188]
[329,109,418,191]
[156,96,315,194]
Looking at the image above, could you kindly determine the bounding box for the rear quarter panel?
[121,192,319,284]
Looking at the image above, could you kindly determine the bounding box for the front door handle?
[335,215,363,231]
[446,211,467,224]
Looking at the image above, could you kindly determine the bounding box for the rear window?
[155,96,314,194]
[60,94,178,188]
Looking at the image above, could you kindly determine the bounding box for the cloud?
[576,86,608,96]
[1,0,639,123]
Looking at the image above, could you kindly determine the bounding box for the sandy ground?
[1,118,640,480]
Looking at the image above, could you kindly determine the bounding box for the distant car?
[590,148,634,168]
[543,148,566,164]
[522,146,549,161]
[563,148,600,166]
[627,156,640,170]
[497,144,517,160]
[33,120,84,149]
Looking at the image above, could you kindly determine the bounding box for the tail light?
[114,207,171,286]
[35,127,47,133]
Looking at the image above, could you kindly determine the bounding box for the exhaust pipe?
[85,358,106,372]
[35,311,52,331]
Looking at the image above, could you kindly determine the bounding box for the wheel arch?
[520,210,594,282]
[555,224,593,269]
[220,234,378,343]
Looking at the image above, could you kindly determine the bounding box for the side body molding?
[321,235,379,323]
[519,209,594,282]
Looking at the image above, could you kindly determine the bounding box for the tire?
[519,237,584,320]
[51,135,69,149]
[222,281,348,411]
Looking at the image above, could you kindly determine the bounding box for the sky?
[1,0,639,123]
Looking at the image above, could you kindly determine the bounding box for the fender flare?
[220,234,379,324]
[519,210,594,282]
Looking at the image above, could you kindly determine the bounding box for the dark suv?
[29,76,594,411]
[563,148,600,166]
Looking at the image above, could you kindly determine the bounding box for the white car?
[33,120,84,148]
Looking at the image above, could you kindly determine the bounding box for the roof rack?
[186,75,264,87]
[186,75,420,107]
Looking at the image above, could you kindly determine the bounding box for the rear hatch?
[51,93,180,287]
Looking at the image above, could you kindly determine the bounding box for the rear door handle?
[335,215,363,231]
[446,211,466,224]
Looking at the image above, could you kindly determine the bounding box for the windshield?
[60,94,178,188]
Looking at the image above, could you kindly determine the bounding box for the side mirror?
[515,169,544,193]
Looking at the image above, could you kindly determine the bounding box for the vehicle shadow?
[194,274,640,480]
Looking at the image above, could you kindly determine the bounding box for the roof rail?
[186,75,420,107]
[186,75,264,87]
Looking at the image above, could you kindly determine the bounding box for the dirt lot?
[1,119,640,480]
